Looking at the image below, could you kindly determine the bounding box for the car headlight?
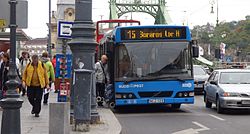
[222,92,240,97]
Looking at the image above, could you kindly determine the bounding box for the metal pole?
[216,0,219,26]
[68,0,99,131]
[0,0,23,134]
[48,0,52,59]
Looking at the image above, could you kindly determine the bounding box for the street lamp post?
[210,0,219,26]
[0,0,23,134]
[48,0,52,59]
[216,0,219,26]
[68,0,99,131]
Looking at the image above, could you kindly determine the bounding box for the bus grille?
[138,91,173,98]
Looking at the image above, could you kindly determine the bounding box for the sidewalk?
[0,92,121,134]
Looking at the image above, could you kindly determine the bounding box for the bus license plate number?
[149,99,164,104]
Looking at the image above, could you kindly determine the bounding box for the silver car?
[193,65,209,93]
[204,69,250,113]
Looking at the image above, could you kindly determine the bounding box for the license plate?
[242,100,250,104]
[149,99,164,104]
[195,84,203,88]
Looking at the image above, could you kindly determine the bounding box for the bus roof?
[96,19,140,24]
[114,25,192,43]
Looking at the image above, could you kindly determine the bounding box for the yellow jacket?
[22,61,49,88]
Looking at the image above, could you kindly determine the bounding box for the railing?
[115,0,159,4]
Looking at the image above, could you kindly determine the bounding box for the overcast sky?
[23,0,250,38]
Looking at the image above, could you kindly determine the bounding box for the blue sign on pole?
[225,56,233,62]
[58,21,73,39]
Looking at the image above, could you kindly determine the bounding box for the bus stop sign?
[58,21,73,39]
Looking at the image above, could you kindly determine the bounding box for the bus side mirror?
[192,46,199,58]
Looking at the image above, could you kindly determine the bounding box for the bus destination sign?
[120,27,187,41]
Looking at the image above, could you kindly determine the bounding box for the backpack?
[20,58,31,66]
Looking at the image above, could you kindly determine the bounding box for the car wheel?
[205,95,212,108]
[171,104,181,109]
[216,97,224,114]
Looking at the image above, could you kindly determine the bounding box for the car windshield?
[193,66,207,75]
[115,42,192,80]
[220,72,250,84]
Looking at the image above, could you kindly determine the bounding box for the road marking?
[172,128,196,134]
[192,121,210,132]
[208,114,225,121]
[172,122,210,134]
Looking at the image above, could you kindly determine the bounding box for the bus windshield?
[115,42,191,80]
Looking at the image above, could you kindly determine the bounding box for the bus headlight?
[189,92,194,97]
[128,94,133,98]
[178,93,183,97]
[115,94,122,99]
[184,92,188,97]
[122,94,127,99]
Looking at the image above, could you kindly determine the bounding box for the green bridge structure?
[109,0,172,24]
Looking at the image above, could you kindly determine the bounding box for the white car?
[245,65,250,69]
[204,69,250,113]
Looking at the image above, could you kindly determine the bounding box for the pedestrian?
[19,51,31,96]
[0,52,10,98]
[41,52,55,105]
[52,55,56,70]
[22,54,49,117]
[95,55,110,106]
[0,52,4,68]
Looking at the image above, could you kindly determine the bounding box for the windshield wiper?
[147,69,188,76]
[154,76,186,82]
[123,77,151,84]
[123,75,186,84]
[240,82,250,84]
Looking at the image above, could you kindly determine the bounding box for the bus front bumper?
[115,97,194,106]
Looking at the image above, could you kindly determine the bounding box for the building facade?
[23,38,47,56]
[50,0,75,56]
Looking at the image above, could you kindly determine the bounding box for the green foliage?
[191,19,250,53]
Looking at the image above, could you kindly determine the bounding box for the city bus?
[98,25,199,109]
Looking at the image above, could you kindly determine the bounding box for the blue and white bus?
[98,25,199,109]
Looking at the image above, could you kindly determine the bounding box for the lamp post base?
[73,120,90,132]
[0,98,23,134]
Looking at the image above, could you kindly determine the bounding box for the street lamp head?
[210,6,214,14]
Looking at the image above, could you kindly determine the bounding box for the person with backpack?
[22,54,49,117]
[19,51,31,96]
[41,52,55,105]
[95,55,110,106]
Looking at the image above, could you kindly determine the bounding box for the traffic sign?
[0,19,6,28]
[58,21,73,39]
[0,0,28,28]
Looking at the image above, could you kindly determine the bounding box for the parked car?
[204,69,250,113]
[193,65,210,94]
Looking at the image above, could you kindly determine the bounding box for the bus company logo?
[182,83,192,88]
[118,84,144,89]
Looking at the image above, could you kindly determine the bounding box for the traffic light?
[215,49,221,59]
[52,43,55,49]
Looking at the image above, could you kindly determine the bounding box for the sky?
[23,0,250,38]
